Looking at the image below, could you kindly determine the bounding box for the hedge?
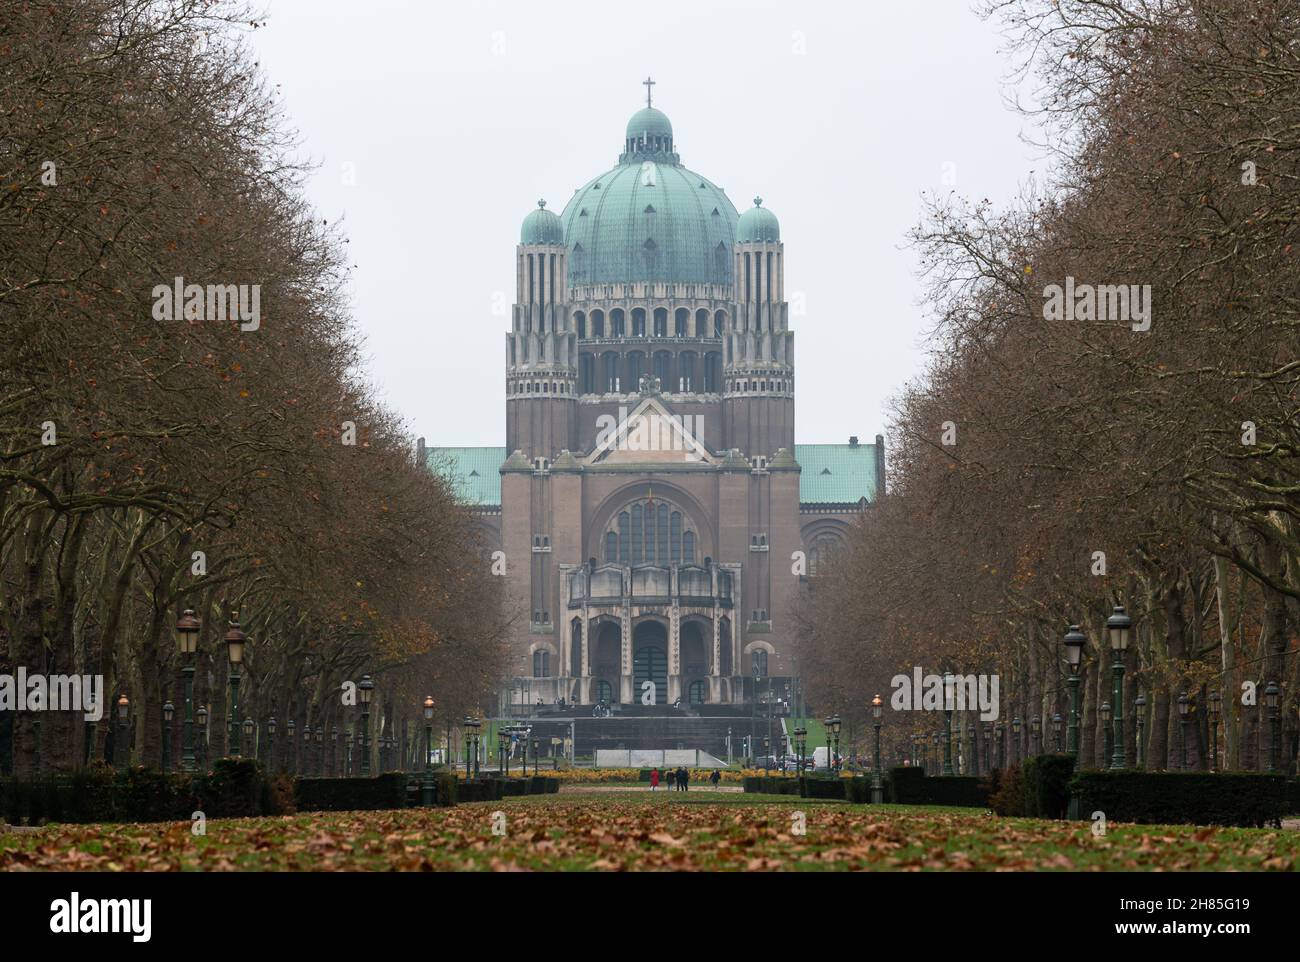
[293,773,409,812]
[802,776,847,799]
[0,759,285,825]
[885,767,988,807]
[742,776,803,795]
[1069,771,1289,828]
[885,766,926,803]
[1288,778,1300,815]
[1022,754,1075,819]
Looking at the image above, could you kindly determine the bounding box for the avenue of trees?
[0,0,508,775]
[801,0,1300,772]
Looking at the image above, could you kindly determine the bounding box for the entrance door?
[632,622,668,706]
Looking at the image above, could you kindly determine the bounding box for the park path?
[557,784,743,793]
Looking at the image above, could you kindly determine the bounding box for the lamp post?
[162,701,174,773]
[422,696,436,806]
[826,715,842,773]
[792,725,806,794]
[302,723,311,776]
[1030,715,1041,757]
[315,726,324,777]
[1052,713,1063,753]
[195,706,208,767]
[286,718,297,774]
[1177,691,1190,770]
[175,609,201,773]
[499,728,508,776]
[532,738,540,776]
[1099,702,1112,767]
[1133,693,1146,768]
[470,718,482,778]
[243,717,254,760]
[268,716,278,773]
[871,694,884,804]
[344,729,353,776]
[1063,624,1085,754]
[983,723,992,771]
[941,671,955,776]
[116,694,130,766]
[358,674,373,777]
[1265,681,1280,774]
[1208,689,1221,772]
[224,614,247,757]
[1106,605,1131,770]
[1011,716,1022,765]
[994,722,1004,770]
[330,725,339,777]
[968,723,978,776]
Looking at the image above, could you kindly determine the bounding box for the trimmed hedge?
[803,776,847,799]
[743,776,802,795]
[292,773,409,812]
[885,767,988,807]
[1022,754,1075,819]
[844,777,872,803]
[0,759,284,825]
[1288,778,1300,815]
[1069,771,1289,828]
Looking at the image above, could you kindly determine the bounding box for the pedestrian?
[665,767,675,791]
[709,769,720,789]
[650,767,660,792]
[679,767,689,792]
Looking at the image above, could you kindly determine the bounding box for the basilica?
[423,86,882,716]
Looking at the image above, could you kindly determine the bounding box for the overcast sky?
[247,0,1041,447]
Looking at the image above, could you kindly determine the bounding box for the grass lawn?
[1,790,1296,871]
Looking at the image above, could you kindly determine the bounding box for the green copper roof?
[426,447,505,506]
[795,443,878,505]
[423,443,879,508]
[520,200,563,245]
[561,107,739,287]
[737,197,780,243]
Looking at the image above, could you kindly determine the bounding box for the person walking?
[678,767,689,792]
[709,769,721,790]
[665,767,675,791]
[650,767,660,792]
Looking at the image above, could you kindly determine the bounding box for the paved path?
[558,784,743,793]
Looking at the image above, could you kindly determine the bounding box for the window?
[688,679,708,705]
[608,498,698,567]
[533,650,551,678]
[751,649,768,677]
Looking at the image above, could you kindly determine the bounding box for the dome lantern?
[520,198,564,245]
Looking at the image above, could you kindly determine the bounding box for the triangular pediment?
[585,395,717,466]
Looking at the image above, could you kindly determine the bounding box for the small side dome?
[521,199,564,245]
[736,196,780,243]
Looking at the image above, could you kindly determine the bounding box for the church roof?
[424,442,880,509]
[794,442,879,506]
[425,446,504,506]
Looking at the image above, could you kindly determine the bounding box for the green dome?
[521,199,564,245]
[736,197,780,243]
[562,108,739,286]
[625,107,673,146]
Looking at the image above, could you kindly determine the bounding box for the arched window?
[533,649,551,678]
[606,498,698,567]
[575,311,587,339]
[653,308,668,337]
[713,310,726,337]
[591,309,605,338]
[570,620,583,677]
[675,308,690,336]
[602,352,619,392]
[695,308,709,337]
[595,679,614,703]
[751,649,768,677]
[653,351,671,388]
[807,535,844,578]
[688,679,708,705]
[610,308,625,337]
[579,354,595,393]
[632,308,646,337]
[626,351,645,390]
[679,351,696,392]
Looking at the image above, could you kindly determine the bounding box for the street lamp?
[286,717,297,774]
[1099,701,1112,766]
[994,722,1004,770]
[983,723,992,771]
[330,725,339,778]
[1063,624,1086,754]
[162,701,174,773]
[315,725,324,777]
[422,695,436,805]
[195,705,208,767]
[243,716,254,759]
[224,614,247,757]
[826,715,842,773]
[499,727,509,777]
[302,722,312,776]
[532,738,540,776]
[1107,605,1131,770]
[1134,693,1146,768]
[1030,715,1041,756]
[1177,691,1190,770]
[1264,681,1280,774]
[1052,712,1063,753]
[175,608,201,773]
[932,731,941,776]
[941,671,955,776]
[1208,689,1221,772]
[116,694,130,767]
[358,674,374,777]
[871,694,884,804]
[1012,716,1022,765]
[267,716,277,773]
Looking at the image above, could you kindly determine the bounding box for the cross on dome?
[643,75,655,108]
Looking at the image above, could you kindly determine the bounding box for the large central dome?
[560,105,739,288]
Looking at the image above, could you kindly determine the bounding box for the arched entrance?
[681,621,709,677]
[592,622,620,704]
[632,621,667,706]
